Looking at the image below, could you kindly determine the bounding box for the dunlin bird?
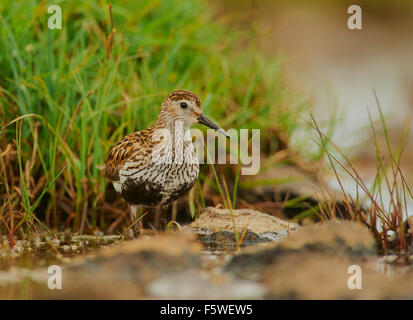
[104,90,229,234]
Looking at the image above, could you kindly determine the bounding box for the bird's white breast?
[118,141,199,194]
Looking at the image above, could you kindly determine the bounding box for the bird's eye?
[180,102,188,109]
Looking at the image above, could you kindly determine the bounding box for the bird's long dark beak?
[198,113,230,138]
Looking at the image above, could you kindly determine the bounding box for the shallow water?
[0,234,120,271]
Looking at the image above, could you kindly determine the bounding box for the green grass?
[0,0,311,238]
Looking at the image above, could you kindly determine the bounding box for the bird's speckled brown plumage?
[104,128,155,181]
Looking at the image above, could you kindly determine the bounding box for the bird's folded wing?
[104,129,153,181]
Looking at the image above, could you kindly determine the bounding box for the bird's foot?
[131,222,141,239]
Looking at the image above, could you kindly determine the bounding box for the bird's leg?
[129,204,140,238]
[171,201,178,222]
[154,206,161,229]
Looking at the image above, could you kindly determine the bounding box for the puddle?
[0,234,120,271]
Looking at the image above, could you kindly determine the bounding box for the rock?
[190,207,298,249]
[263,252,357,299]
[276,220,377,256]
[225,221,377,280]
[191,207,298,234]
[262,252,413,299]
[32,230,203,299]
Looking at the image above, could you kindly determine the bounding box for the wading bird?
[104,90,229,236]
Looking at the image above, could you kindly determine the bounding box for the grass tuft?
[311,91,412,259]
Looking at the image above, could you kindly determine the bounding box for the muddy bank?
[1,208,412,299]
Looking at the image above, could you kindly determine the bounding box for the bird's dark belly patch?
[121,178,164,206]
[120,178,196,206]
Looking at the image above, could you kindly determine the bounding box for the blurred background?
[213,0,413,165]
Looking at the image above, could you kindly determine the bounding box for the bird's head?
[157,89,229,138]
